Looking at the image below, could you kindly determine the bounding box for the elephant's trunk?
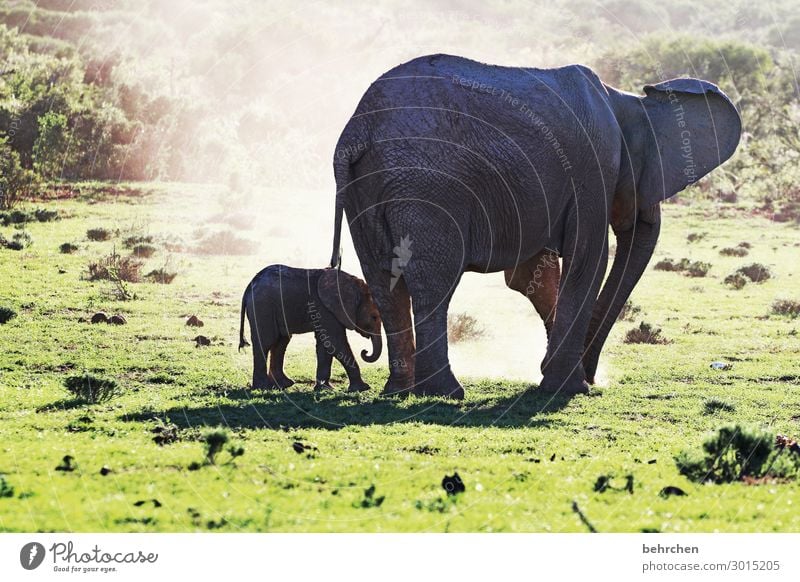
[360,332,382,363]
[583,204,662,383]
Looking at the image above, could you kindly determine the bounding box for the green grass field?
[1,184,799,532]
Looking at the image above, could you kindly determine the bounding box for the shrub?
[87,251,142,283]
[448,312,485,343]
[34,208,59,222]
[772,299,800,318]
[624,322,669,344]
[737,263,772,283]
[60,242,79,254]
[146,268,176,284]
[675,424,800,484]
[687,232,707,243]
[193,230,258,256]
[0,307,17,324]
[720,246,748,257]
[131,243,157,258]
[64,374,120,404]
[87,228,112,242]
[724,272,748,289]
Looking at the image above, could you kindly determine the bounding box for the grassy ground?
[0,183,799,532]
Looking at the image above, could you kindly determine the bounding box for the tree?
[33,111,70,179]
[0,136,41,210]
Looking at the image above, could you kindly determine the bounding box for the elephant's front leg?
[331,337,371,393]
[362,267,416,396]
[539,207,608,395]
[504,249,560,338]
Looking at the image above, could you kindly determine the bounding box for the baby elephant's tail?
[238,287,250,351]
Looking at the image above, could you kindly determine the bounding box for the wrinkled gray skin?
[330,54,741,399]
[239,265,382,392]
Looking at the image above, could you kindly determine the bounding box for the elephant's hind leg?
[504,249,560,338]
[268,336,294,389]
[363,267,416,397]
[252,339,277,390]
[402,257,465,400]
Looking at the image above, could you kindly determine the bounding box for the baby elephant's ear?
[317,269,359,329]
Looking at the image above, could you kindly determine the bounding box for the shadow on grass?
[37,398,91,412]
[120,384,575,430]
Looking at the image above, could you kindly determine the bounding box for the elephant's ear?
[638,78,741,208]
[317,268,359,330]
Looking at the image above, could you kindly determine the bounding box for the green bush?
[64,374,120,404]
[675,424,800,484]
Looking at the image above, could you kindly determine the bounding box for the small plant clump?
[686,232,707,243]
[123,235,154,248]
[719,246,748,257]
[1,231,33,250]
[736,263,772,283]
[653,258,710,277]
[0,307,17,324]
[60,242,79,254]
[64,374,120,404]
[771,299,800,318]
[87,251,142,283]
[675,424,800,484]
[448,312,485,343]
[87,227,112,241]
[724,272,748,290]
[624,322,670,345]
[685,261,711,277]
[146,268,177,284]
[131,243,157,258]
[617,300,641,321]
[194,428,245,467]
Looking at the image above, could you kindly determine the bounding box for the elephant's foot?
[272,375,295,389]
[538,364,590,396]
[252,375,279,391]
[381,373,414,398]
[347,380,371,393]
[582,350,600,385]
[314,381,333,391]
[412,369,464,400]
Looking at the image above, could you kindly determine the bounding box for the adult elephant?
[329,54,741,399]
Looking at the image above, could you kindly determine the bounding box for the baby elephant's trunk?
[360,332,382,363]
[238,288,251,351]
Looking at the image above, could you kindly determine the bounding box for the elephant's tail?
[238,286,250,351]
[330,122,368,268]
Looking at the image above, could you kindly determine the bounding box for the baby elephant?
[239,265,382,392]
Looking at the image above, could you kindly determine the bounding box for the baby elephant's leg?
[252,337,277,390]
[268,336,294,389]
[332,335,370,393]
[314,337,335,391]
